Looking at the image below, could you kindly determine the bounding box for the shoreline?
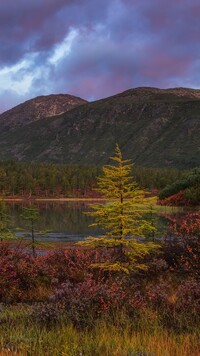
[0,197,106,202]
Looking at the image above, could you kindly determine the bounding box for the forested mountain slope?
[0,87,199,168]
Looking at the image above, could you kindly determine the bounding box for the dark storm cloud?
[0,0,111,64]
[0,0,200,112]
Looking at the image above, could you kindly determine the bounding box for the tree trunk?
[31,220,36,257]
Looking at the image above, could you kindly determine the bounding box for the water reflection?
[5,201,185,242]
[6,201,99,241]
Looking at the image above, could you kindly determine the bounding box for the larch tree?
[78,145,159,273]
[21,205,40,256]
[21,205,52,256]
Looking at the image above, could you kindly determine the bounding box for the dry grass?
[0,306,199,356]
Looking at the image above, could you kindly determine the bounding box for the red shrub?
[44,247,108,283]
[49,274,146,328]
[175,278,200,315]
[159,191,189,206]
[0,244,50,302]
[163,212,200,275]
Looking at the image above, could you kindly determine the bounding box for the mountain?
[0,87,199,168]
[0,94,87,132]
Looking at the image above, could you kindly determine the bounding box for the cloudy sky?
[0,0,200,113]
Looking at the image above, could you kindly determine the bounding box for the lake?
[5,201,185,243]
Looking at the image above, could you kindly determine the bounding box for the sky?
[0,0,200,113]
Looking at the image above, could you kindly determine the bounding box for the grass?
[0,305,199,356]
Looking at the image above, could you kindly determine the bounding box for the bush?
[31,302,62,326]
[0,244,50,302]
[159,191,189,206]
[45,248,108,283]
[158,168,200,204]
[49,275,146,328]
[163,213,200,276]
[175,278,200,315]
[146,281,171,310]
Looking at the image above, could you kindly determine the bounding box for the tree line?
[0,161,187,197]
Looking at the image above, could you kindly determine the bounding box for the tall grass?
[0,306,199,356]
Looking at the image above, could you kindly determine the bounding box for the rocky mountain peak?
[0,94,87,131]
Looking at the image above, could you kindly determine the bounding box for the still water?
[6,201,182,243]
[6,201,99,242]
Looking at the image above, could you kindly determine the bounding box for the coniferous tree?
[21,205,52,256]
[79,145,159,273]
[21,206,40,256]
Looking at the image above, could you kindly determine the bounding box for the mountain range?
[0,87,199,168]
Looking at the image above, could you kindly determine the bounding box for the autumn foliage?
[0,208,199,330]
[163,212,200,275]
[159,191,189,206]
[159,168,200,206]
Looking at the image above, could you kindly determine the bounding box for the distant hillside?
[0,94,87,132]
[0,87,199,168]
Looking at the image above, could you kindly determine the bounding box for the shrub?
[31,302,62,326]
[175,278,200,315]
[45,248,107,283]
[159,191,189,206]
[49,275,146,328]
[163,213,200,275]
[146,281,171,310]
[0,244,50,302]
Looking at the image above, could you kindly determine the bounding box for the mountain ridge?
[0,87,199,168]
[0,94,87,131]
